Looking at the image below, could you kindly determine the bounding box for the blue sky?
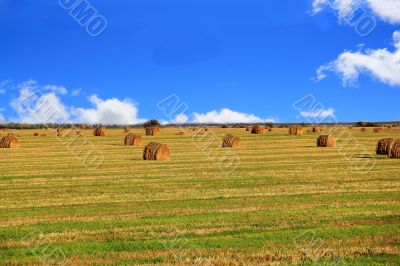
[0,0,399,124]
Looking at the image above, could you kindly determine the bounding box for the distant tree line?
[0,120,398,130]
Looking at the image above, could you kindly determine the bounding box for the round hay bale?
[76,131,83,136]
[388,125,392,129]
[124,127,131,133]
[0,134,20,148]
[124,133,142,146]
[176,131,185,136]
[246,126,252,132]
[317,135,336,147]
[361,128,368,132]
[376,138,394,155]
[56,128,63,137]
[94,127,107,136]
[312,127,321,133]
[251,125,266,134]
[268,128,273,132]
[145,127,160,136]
[388,139,400,159]
[289,126,304,135]
[204,128,209,132]
[222,134,240,148]
[373,127,383,133]
[33,133,39,136]
[143,142,170,161]
[39,133,47,137]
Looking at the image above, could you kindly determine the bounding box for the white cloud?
[0,80,12,94]
[0,108,5,123]
[316,30,400,86]
[72,95,144,125]
[300,107,335,119]
[10,88,69,124]
[43,85,68,95]
[71,88,82,96]
[6,80,145,125]
[172,113,189,124]
[178,108,275,124]
[311,0,400,24]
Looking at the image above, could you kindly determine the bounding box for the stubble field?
[0,127,399,265]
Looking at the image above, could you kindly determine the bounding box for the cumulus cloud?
[311,0,400,24]
[10,88,69,124]
[300,107,335,119]
[173,108,275,124]
[72,95,145,125]
[6,80,145,125]
[316,30,400,86]
[172,113,189,124]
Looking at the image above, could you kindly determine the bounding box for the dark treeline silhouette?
[0,121,398,130]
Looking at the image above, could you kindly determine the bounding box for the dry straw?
[124,133,142,146]
[94,127,107,136]
[376,138,394,155]
[289,126,304,135]
[143,142,170,161]
[388,139,400,159]
[317,135,336,147]
[57,128,63,137]
[145,127,160,136]
[312,127,321,133]
[0,133,20,148]
[252,125,266,134]
[222,134,240,148]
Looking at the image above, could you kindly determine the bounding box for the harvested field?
[0,128,400,265]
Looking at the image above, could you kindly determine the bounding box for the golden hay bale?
[39,133,47,137]
[312,127,321,133]
[0,134,20,148]
[33,133,39,136]
[373,127,383,133]
[388,139,400,159]
[145,127,160,136]
[251,125,266,134]
[124,133,142,146]
[143,142,170,161]
[349,126,353,129]
[222,134,240,148]
[268,128,273,132]
[388,125,392,129]
[246,126,252,132]
[124,127,131,133]
[317,135,336,147]
[94,127,107,136]
[56,128,63,137]
[376,138,394,155]
[361,128,368,132]
[289,126,304,135]
[76,131,83,136]
[176,131,185,136]
[205,128,209,132]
